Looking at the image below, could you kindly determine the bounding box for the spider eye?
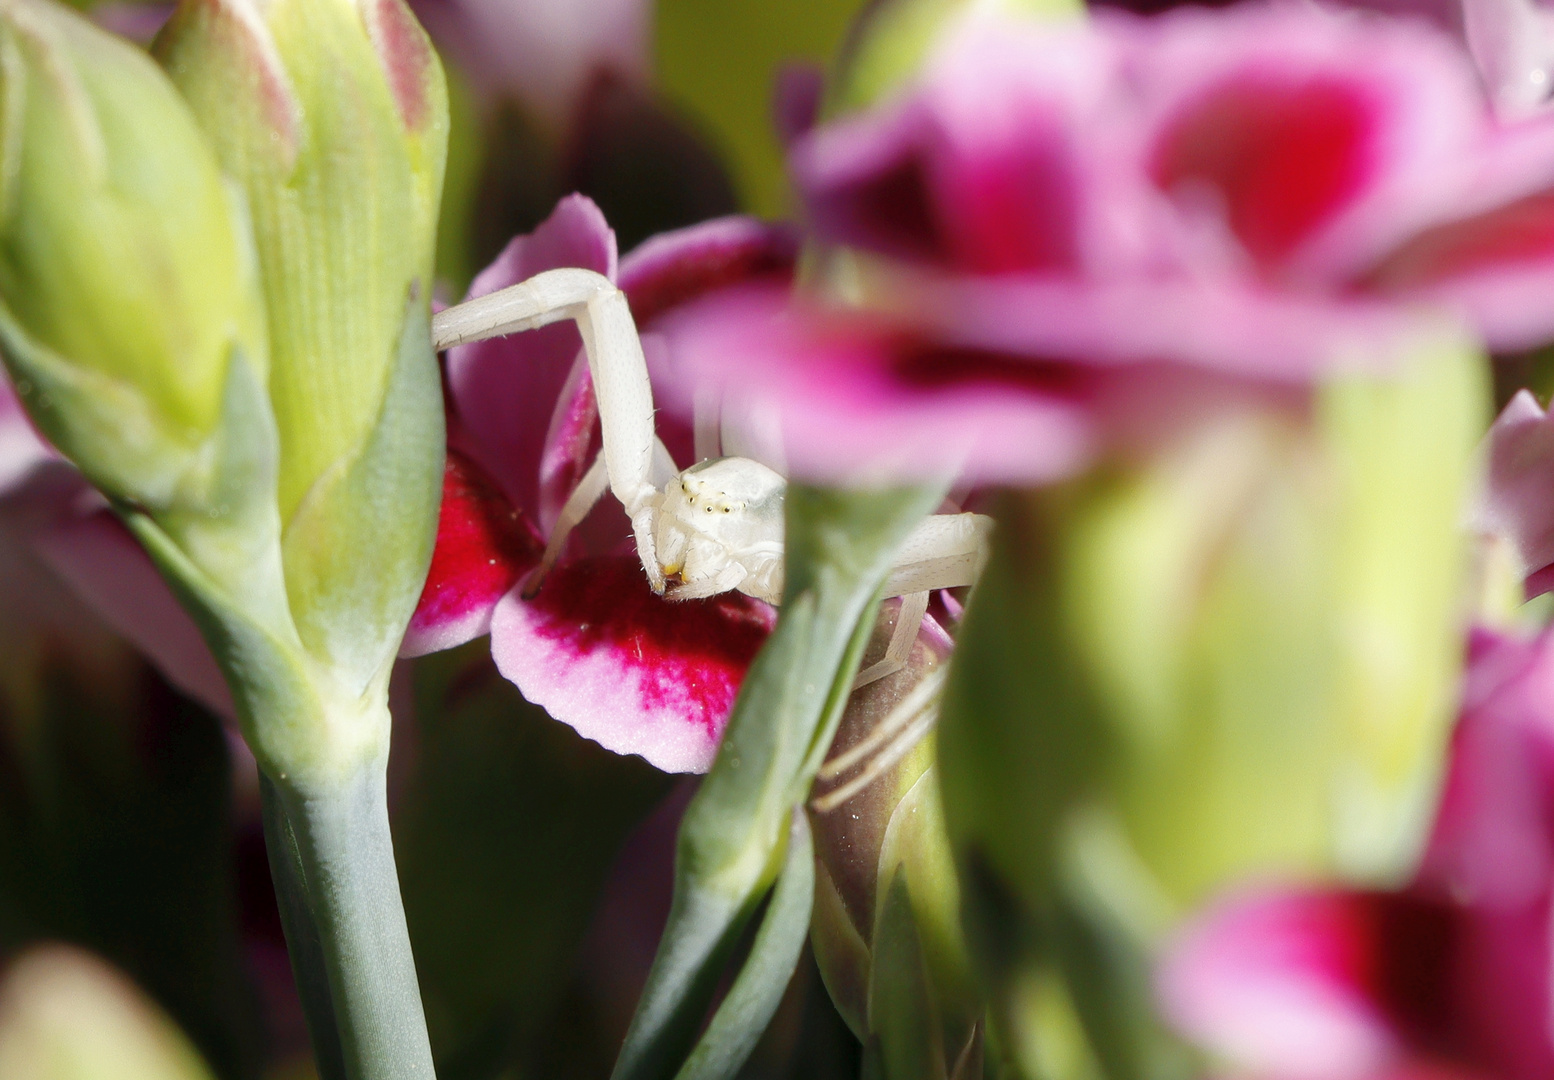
[722,506,731,513]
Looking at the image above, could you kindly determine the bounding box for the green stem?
[268,759,435,1080]
[260,774,347,1080]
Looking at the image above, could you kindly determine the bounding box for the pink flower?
[655,4,1554,483]
[403,196,797,773]
[411,0,648,126]
[1158,626,1554,1080]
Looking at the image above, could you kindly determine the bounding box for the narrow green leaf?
[611,483,946,1080]
[674,809,815,1080]
[869,874,946,1080]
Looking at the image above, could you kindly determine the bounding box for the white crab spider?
[432,267,991,796]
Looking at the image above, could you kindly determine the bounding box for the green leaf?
[611,483,946,1080]
[673,809,815,1080]
[869,874,946,1080]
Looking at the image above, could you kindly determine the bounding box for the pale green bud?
[0,945,216,1080]
[940,335,1487,932]
[811,599,982,1079]
[156,0,449,695]
[0,0,267,509]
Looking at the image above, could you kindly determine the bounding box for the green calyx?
[939,334,1489,932]
[1,0,452,785]
[156,0,449,696]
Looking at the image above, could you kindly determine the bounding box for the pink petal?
[411,0,648,123]
[654,285,1099,485]
[489,554,775,773]
[790,17,1110,275]
[1159,889,1403,1079]
[1467,390,1554,591]
[34,508,234,719]
[445,194,618,519]
[402,450,544,658]
[1130,4,1485,283]
[1362,190,1554,351]
[619,215,798,327]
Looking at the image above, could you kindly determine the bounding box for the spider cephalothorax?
[654,457,787,603]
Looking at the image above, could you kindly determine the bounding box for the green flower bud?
[811,599,982,1079]
[937,340,1487,1078]
[0,0,267,511]
[156,0,449,694]
[939,335,1486,949]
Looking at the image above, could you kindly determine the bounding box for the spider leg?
[881,512,993,597]
[813,666,947,812]
[852,591,930,690]
[434,268,666,592]
[523,451,609,599]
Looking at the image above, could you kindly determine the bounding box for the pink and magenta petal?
[654,284,1098,485]
[619,215,798,327]
[1362,188,1554,351]
[1131,4,1485,283]
[489,555,775,773]
[402,450,544,658]
[1158,889,1405,1079]
[791,17,1108,275]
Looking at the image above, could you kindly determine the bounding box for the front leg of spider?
[432,267,670,592]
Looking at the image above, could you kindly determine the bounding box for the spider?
[432,267,990,800]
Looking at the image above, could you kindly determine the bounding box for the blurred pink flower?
[412,0,647,125]
[404,196,797,773]
[656,4,1554,483]
[1158,626,1554,1080]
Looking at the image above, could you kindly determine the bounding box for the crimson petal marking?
[490,554,775,773]
[1152,74,1376,270]
[402,450,544,658]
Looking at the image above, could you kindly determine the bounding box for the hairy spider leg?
[813,665,948,813]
